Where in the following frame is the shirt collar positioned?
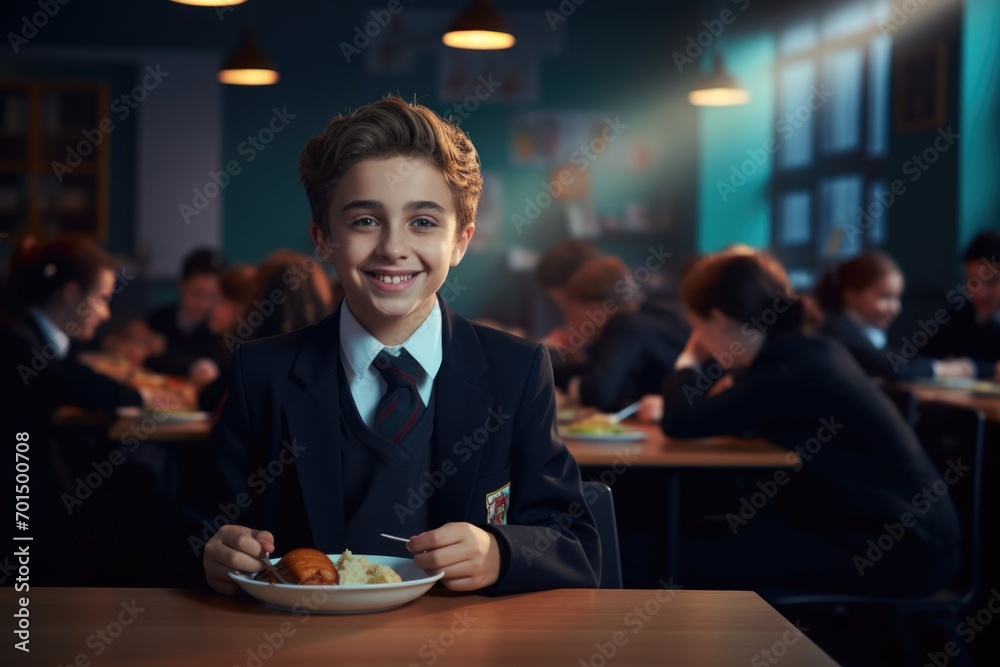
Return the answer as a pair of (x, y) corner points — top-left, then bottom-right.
(30, 308), (71, 360)
(339, 299), (443, 380)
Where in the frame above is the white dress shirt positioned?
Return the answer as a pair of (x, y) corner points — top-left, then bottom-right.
(30, 308), (70, 360)
(339, 300), (443, 429)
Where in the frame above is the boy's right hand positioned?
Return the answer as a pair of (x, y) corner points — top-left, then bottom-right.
(203, 525), (275, 595)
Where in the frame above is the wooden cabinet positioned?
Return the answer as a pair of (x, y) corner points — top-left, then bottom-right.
(0, 81), (109, 242)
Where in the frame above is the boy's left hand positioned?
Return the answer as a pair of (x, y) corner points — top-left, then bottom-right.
(407, 522), (500, 591)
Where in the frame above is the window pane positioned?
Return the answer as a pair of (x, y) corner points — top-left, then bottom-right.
(868, 34), (891, 157)
(779, 190), (811, 246)
(822, 48), (863, 154)
(822, 1), (872, 40)
(779, 21), (818, 56)
(819, 174), (863, 258)
(778, 60), (816, 169)
(865, 180), (889, 245)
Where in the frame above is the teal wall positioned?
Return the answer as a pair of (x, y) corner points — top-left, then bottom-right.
(959, 0), (1000, 249)
(697, 34), (776, 252)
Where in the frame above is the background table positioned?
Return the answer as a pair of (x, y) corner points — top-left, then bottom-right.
(3, 587), (839, 666)
(564, 422), (797, 467)
(565, 422), (797, 583)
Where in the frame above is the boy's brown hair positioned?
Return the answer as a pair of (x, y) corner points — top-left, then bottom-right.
(299, 95), (483, 235)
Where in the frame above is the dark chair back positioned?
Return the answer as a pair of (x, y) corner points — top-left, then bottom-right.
(583, 481), (623, 589)
(913, 401), (985, 602)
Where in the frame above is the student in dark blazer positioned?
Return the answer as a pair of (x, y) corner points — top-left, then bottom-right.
(0, 236), (142, 435)
(660, 249), (960, 596)
(199, 97), (600, 596)
(0, 237), (152, 586)
(923, 231), (1000, 380)
(144, 247), (226, 377)
(558, 256), (688, 411)
(815, 251), (974, 381)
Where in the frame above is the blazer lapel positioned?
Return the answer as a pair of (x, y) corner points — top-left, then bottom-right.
(429, 300), (496, 528)
(281, 307), (347, 550)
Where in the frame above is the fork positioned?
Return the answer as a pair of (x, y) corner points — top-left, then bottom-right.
(259, 552), (292, 584)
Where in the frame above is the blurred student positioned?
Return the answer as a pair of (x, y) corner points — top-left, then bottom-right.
(240, 249), (335, 342)
(815, 251), (974, 380)
(659, 250), (959, 595)
(0, 236), (163, 586)
(536, 239), (601, 347)
(194, 264), (256, 412)
(924, 231), (1000, 379)
(144, 247), (226, 376)
(0, 236), (142, 431)
(560, 256), (688, 411)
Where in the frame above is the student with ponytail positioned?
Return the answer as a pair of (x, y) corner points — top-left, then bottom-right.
(660, 249), (960, 595)
(815, 251), (973, 380)
(0, 235), (142, 432)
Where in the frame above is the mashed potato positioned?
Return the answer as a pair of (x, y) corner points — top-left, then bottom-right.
(336, 550), (402, 584)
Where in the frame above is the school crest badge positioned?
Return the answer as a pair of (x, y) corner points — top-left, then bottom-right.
(486, 483), (510, 525)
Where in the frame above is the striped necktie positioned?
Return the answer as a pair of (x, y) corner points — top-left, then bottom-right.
(372, 349), (425, 443)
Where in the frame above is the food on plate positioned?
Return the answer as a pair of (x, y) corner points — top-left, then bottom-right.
(566, 414), (627, 435)
(258, 547), (339, 585)
(255, 548), (401, 585)
(337, 550), (403, 584)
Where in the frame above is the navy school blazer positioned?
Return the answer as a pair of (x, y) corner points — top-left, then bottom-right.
(198, 297), (601, 594)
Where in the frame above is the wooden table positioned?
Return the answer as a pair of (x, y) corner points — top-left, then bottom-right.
(565, 422), (797, 583)
(108, 415), (213, 442)
(564, 422), (797, 468)
(887, 381), (1000, 424)
(3, 587), (839, 666)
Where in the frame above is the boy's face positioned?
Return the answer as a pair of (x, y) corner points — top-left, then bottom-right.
(311, 156), (474, 343)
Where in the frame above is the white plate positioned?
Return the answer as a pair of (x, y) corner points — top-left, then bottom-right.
(563, 430), (646, 442)
(228, 554), (443, 614)
(116, 407), (211, 423)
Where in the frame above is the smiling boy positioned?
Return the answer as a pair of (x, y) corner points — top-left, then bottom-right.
(201, 96), (601, 595)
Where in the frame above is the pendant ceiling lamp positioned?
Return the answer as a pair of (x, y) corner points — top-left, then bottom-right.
(443, 0), (515, 50)
(218, 30), (279, 86)
(688, 53), (750, 107)
(171, 0), (246, 6)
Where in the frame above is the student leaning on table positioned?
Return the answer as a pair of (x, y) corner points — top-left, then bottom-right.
(199, 96), (601, 595)
(659, 249), (960, 595)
